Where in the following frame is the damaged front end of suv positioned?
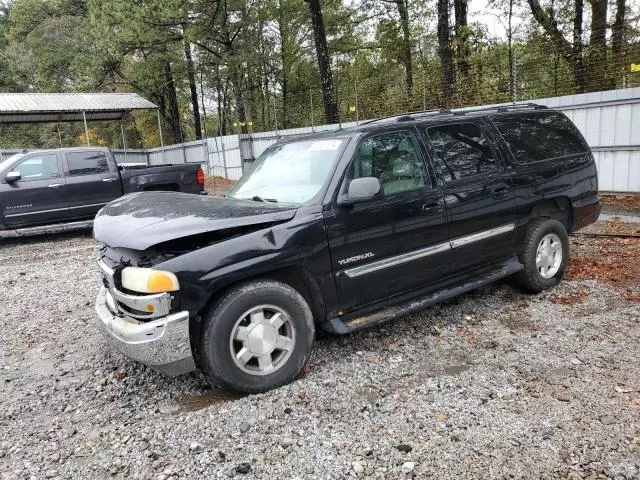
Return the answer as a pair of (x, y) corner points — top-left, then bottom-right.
(93, 190), (304, 376)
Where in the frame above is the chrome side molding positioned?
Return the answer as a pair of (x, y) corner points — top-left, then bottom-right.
(345, 243), (450, 278)
(450, 223), (515, 248)
(344, 223), (515, 278)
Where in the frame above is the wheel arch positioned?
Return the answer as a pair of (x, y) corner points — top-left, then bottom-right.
(528, 196), (573, 231)
(189, 265), (325, 370)
(193, 265), (326, 336)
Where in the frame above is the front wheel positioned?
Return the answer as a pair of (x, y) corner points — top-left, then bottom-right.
(198, 280), (315, 393)
(513, 218), (570, 293)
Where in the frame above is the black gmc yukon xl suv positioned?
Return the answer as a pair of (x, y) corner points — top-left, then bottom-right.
(94, 104), (601, 393)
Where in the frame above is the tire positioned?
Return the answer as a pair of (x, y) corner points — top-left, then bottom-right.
(513, 218), (570, 293)
(199, 280), (315, 393)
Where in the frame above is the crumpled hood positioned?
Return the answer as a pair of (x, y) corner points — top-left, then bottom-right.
(93, 192), (297, 250)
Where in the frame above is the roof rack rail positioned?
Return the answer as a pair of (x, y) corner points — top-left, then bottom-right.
(359, 108), (443, 125)
(451, 103), (547, 115)
(359, 103), (547, 126)
(409, 108), (452, 119)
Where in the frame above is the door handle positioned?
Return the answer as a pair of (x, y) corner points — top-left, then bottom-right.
(102, 178), (118, 183)
(422, 202), (443, 216)
(491, 186), (508, 198)
(48, 183), (63, 188)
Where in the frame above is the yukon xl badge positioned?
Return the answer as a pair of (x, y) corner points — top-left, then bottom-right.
(338, 252), (375, 266)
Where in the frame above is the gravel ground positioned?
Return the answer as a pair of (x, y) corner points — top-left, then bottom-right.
(1, 231), (639, 480)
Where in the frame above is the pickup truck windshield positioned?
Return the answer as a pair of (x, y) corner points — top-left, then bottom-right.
(0, 153), (25, 173)
(227, 139), (344, 204)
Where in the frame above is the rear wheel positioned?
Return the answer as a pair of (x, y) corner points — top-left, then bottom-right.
(199, 280), (314, 393)
(513, 218), (570, 293)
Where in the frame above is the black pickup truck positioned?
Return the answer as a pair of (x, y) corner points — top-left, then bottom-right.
(0, 147), (205, 232)
(93, 104), (601, 393)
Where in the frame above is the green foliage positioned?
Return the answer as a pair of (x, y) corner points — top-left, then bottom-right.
(0, 0), (638, 149)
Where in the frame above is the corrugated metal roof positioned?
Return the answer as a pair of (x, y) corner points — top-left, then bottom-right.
(0, 93), (157, 123)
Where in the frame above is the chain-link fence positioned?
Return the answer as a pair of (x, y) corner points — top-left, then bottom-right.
(86, 86), (640, 193)
(216, 36), (640, 136)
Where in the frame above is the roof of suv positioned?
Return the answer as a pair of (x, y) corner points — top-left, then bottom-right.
(277, 103), (552, 144)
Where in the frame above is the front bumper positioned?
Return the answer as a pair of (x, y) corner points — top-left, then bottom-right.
(95, 286), (196, 376)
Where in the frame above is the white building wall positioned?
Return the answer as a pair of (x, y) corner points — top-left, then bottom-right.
(537, 87), (640, 192)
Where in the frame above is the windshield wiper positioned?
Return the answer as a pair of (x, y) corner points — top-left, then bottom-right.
(249, 195), (278, 203)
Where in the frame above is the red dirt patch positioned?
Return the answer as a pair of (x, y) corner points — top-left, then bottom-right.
(567, 236), (640, 299)
(600, 193), (640, 214)
(552, 288), (588, 305)
(597, 218), (640, 236)
(205, 176), (235, 196)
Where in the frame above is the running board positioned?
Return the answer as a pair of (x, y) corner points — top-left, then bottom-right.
(322, 257), (523, 335)
(0, 220), (93, 238)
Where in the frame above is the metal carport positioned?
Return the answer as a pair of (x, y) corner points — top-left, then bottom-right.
(0, 93), (164, 161)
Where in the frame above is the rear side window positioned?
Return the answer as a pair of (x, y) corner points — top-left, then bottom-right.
(66, 151), (109, 176)
(425, 123), (498, 182)
(492, 112), (588, 163)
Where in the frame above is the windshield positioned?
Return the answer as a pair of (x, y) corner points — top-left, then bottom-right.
(0, 153), (26, 173)
(227, 138), (345, 204)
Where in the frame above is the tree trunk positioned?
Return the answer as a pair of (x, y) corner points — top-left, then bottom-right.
(508, 0), (515, 101)
(278, 13), (288, 128)
(162, 60), (183, 144)
(223, 83), (232, 135)
(395, 0), (413, 96)
(261, 69), (267, 131)
(215, 64), (225, 136)
(437, 0), (454, 105)
(587, 0), (608, 91)
(258, 20), (266, 131)
(306, 0), (339, 124)
(183, 40), (202, 140)
(454, 0), (469, 77)
(281, 47), (288, 128)
(611, 0), (626, 87)
(262, 76), (269, 130)
(527, 0), (585, 93)
(572, 0), (586, 93)
(229, 61), (248, 134)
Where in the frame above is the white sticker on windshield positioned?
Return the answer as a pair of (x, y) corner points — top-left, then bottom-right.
(309, 140), (342, 151)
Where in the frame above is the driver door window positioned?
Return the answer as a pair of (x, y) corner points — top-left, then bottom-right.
(348, 131), (427, 195)
(14, 154), (60, 182)
(326, 129), (449, 312)
(426, 123), (497, 182)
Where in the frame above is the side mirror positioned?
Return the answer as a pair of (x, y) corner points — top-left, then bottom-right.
(338, 177), (382, 206)
(5, 171), (21, 183)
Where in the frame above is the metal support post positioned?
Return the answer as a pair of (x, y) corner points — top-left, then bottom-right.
(156, 109), (166, 164)
(56, 119), (63, 148)
(82, 111), (90, 146)
(120, 119), (128, 163)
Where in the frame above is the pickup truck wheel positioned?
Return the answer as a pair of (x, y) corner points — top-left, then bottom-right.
(513, 218), (569, 293)
(199, 280), (314, 393)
